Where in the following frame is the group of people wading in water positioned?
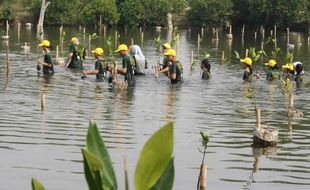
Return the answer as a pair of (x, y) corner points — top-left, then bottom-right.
(37, 37), (304, 87)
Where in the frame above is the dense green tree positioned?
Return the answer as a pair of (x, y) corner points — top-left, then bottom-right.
(187, 0), (233, 27)
(0, 0), (16, 21)
(82, 0), (119, 26)
(45, 0), (82, 25)
(117, 0), (144, 27)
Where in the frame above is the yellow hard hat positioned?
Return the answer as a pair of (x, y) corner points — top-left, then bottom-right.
(71, 37), (79, 44)
(92, 48), (104, 56)
(282, 63), (294, 71)
(164, 49), (176, 56)
(163, 43), (171, 49)
(115, 44), (128, 52)
(38, 40), (50, 47)
(265, 59), (277, 67)
(240, 57), (252, 66)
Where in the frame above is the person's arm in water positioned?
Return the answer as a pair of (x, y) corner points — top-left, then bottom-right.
(155, 67), (169, 77)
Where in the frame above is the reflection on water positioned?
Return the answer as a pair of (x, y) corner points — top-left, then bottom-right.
(0, 26), (309, 190)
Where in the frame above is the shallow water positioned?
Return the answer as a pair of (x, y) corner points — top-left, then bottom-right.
(0, 26), (309, 190)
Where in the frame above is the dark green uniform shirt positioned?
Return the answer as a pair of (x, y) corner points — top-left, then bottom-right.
(122, 55), (135, 86)
(169, 60), (183, 84)
(95, 59), (108, 80)
(43, 51), (54, 74)
(162, 56), (169, 70)
(68, 44), (83, 69)
(243, 71), (252, 82)
(266, 69), (279, 81)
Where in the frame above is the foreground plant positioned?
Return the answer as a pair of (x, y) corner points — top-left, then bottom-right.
(32, 121), (175, 190)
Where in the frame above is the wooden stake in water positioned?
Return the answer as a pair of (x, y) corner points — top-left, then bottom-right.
(131, 38), (134, 45)
(188, 28), (191, 38)
(56, 45), (59, 63)
(141, 31), (144, 44)
(199, 164), (207, 190)
(115, 30), (118, 48)
(297, 34), (301, 45)
(41, 94), (46, 111)
(88, 35), (91, 54)
(287, 28), (290, 45)
(103, 25), (107, 38)
(254, 31), (257, 41)
(221, 51), (225, 62)
(226, 25), (233, 39)
(197, 34), (200, 49)
(201, 27), (204, 37)
(6, 20), (9, 36)
(245, 49), (248, 57)
(215, 28), (219, 41)
(274, 25), (277, 38)
(262, 28), (265, 41)
(241, 25), (245, 39)
(260, 41), (264, 51)
(288, 94), (294, 132)
(256, 108), (261, 129)
(190, 50), (193, 71)
(17, 22), (21, 40)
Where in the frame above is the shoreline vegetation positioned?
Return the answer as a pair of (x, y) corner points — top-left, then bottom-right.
(0, 0), (310, 33)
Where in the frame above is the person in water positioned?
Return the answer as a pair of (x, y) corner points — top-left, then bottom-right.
(81, 48), (110, 81)
(240, 57), (253, 82)
(201, 59), (211, 80)
(66, 37), (84, 69)
(265, 59), (279, 81)
(293, 61), (304, 87)
(156, 49), (183, 84)
(282, 63), (294, 81)
(130, 45), (147, 75)
(115, 44), (136, 86)
(156, 43), (171, 76)
(37, 40), (54, 75)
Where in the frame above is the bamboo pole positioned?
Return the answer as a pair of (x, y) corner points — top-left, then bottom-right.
(241, 25), (245, 39)
(260, 41), (264, 51)
(288, 94), (293, 132)
(6, 20), (9, 36)
(5, 42), (9, 72)
(131, 38), (134, 45)
(41, 94), (46, 111)
(262, 28), (265, 41)
(190, 50), (193, 71)
(141, 31), (144, 44)
(254, 32), (257, 41)
(274, 25), (277, 38)
(198, 34), (200, 50)
(199, 164), (207, 190)
(245, 49), (248, 57)
(201, 27), (204, 37)
(221, 51), (225, 62)
(17, 22), (21, 40)
(287, 28), (290, 45)
(56, 45), (59, 63)
(226, 25), (233, 39)
(297, 34), (301, 45)
(88, 35), (91, 55)
(256, 108), (261, 129)
(215, 28), (219, 41)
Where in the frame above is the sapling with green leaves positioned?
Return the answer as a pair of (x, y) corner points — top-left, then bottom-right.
(197, 131), (210, 190)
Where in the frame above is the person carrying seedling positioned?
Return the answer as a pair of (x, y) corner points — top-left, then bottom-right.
(81, 48), (110, 81)
(240, 57), (253, 82)
(37, 40), (54, 75)
(201, 59), (211, 80)
(115, 44), (136, 86)
(66, 37), (84, 69)
(265, 59), (279, 81)
(156, 49), (183, 84)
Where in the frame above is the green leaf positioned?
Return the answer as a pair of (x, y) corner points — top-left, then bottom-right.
(86, 121), (117, 190)
(31, 178), (45, 190)
(134, 123), (174, 190)
(151, 158), (175, 190)
(82, 148), (104, 190)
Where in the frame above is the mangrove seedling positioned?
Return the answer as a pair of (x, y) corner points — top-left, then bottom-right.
(197, 131), (210, 190)
(31, 177), (45, 190)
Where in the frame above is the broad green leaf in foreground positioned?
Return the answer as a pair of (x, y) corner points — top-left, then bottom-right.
(135, 122), (174, 190)
(151, 158), (175, 190)
(86, 121), (117, 190)
(82, 148), (104, 190)
(31, 178), (45, 190)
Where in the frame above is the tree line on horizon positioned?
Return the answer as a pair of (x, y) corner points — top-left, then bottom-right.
(0, 0), (310, 32)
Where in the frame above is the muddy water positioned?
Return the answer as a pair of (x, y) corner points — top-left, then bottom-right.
(0, 26), (309, 189)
